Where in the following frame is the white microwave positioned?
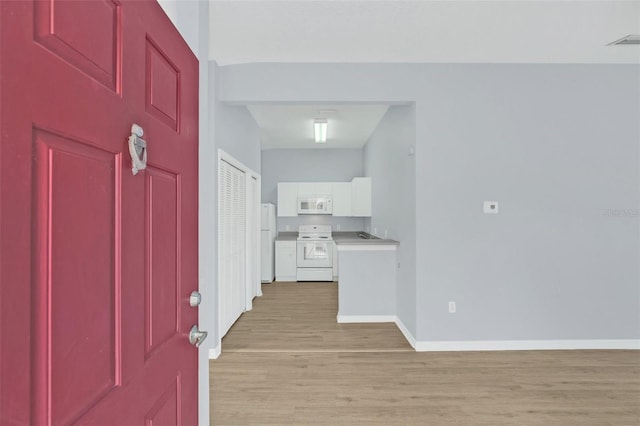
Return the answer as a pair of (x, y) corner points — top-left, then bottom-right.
(297, 196), (332, 215)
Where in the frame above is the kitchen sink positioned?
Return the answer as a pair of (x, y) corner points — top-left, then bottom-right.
(357, 232), (380, 240)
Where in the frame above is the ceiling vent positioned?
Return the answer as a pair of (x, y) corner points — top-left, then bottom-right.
(608, 35), (640, 45)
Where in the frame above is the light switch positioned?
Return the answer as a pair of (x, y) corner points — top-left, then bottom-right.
(483, 201), (499, 214)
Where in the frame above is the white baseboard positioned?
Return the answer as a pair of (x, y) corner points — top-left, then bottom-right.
(414, 339), (640, 352)
(337, 314), (396, 323)
(394, 317), (416, 349)
(208, 341), (221, 359)
(387, 318), (639, 352)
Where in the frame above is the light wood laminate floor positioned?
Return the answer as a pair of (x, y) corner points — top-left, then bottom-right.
(210, 281), (640, 425)
(220, 281), (412, 353)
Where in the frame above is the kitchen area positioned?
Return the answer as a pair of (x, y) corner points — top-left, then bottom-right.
(261, 174), (400, 322)
(250, 104), (413, 327)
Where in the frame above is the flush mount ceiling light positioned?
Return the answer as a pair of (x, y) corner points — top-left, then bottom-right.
(608, 35), (640, 45)
(314, 118), (328, 143)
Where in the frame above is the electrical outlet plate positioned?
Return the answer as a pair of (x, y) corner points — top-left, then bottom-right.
(448, 301), (456, 313)
(483, 201), (499, 214)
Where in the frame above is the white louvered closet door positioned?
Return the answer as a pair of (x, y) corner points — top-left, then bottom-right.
(219, 159), (246, 337)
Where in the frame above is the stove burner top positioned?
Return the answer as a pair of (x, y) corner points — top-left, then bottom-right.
(297, 224), (333, 241)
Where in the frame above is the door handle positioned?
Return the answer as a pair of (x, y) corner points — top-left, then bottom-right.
(188, 325), (208, 348)
(189, 291), (201, 307)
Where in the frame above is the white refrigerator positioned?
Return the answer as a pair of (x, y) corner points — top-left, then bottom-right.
(261, 203), (276, 282)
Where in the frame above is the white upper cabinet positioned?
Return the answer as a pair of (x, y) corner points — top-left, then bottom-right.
(277, 179), (371, 217)
(296, 182), (315, 197)
(297, 182), (332, 196)
(277, 183), (298, 217)
(315, 182), (332, 195)
(332, 182), (352, 217)
(351, 177), (372, 217)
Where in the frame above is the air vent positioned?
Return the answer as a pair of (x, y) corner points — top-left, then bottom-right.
(608, 35), (640, 45)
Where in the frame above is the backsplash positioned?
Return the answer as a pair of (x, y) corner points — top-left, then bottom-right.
(277, 216), (365, 233)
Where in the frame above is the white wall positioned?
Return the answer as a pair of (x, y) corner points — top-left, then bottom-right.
(210, 64), (261, 351)
(363, 105), (417, 336)
(218, 62), (640, 346)
(208, 62), (262, 347)
(156, 0), (200, 57)
(216, 102), (261, 173)
(261, 148), (366, 232)
(416, 65), (639, 343)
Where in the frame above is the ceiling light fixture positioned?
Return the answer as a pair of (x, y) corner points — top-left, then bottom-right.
(608, 35), (640, 45)
(314, 119), (328, 143)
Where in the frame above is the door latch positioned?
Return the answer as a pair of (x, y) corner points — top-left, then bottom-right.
(189, 291), (202, 307)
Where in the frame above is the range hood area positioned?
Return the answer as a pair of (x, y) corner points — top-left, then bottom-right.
(277, 178), (371, 218)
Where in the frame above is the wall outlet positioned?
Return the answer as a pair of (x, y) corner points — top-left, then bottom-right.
(384, 229), (388, 238)
(373, 227), (377, 235)
(336, 224), (341, 231)
(448, 301), (456, 313)
(483, 201), (499, 214)
(285, 225), (290, 231)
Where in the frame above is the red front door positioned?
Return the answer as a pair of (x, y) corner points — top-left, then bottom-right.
(0, 1), (200, 424)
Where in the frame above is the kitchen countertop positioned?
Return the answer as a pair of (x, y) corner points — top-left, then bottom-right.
(275, 231), (398, 246)
(275, 232), (297, 241)
(333, 231), (399, 246)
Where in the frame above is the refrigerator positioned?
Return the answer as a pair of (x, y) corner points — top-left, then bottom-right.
(261, 203), (276, 282)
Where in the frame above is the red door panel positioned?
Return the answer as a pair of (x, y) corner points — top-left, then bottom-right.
(145, 166), (180, 358)
(146, 38), (181, 130)
(1, 1), (199, 424)
(31, 129), (122, 426)
(145, 376), (181, 425)
(33, 0), (121, 92)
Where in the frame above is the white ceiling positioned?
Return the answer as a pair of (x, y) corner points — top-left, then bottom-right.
(211, 0), (639, 150)
(247, 104), (390, 150)
(210, 1), (640, 65)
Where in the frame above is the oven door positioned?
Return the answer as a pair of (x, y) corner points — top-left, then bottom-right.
(296, 240), (333, 268)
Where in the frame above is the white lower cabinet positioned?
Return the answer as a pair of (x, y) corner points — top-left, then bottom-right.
(275, 240), (297, 281)
(333, 242), (338, 281)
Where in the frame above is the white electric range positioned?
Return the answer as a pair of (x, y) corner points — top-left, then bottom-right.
(296, 225), (333, 282)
